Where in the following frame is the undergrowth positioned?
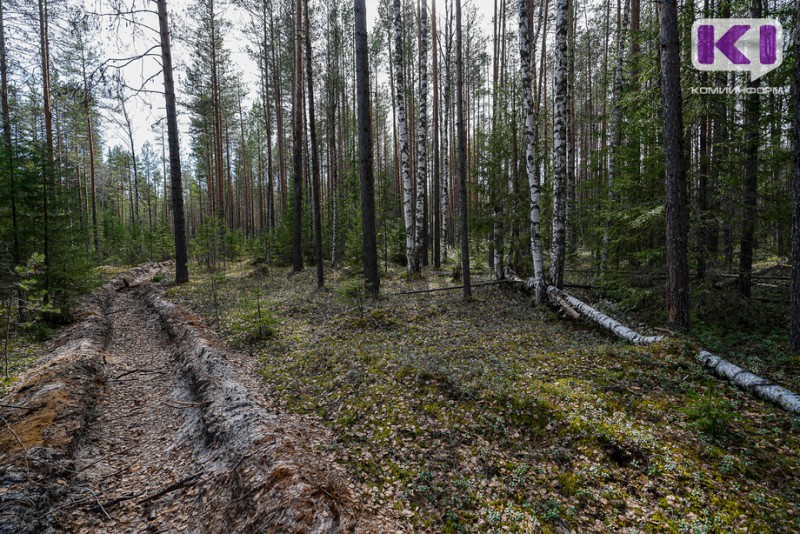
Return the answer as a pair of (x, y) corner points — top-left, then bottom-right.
(165, 260), (800, 532)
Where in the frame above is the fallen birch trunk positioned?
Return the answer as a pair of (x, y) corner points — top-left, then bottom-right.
(698, 350), (800, 415)
(504, 267), (800, 415)
(503, 266), (662, 345)
(545, 286), (663, 345)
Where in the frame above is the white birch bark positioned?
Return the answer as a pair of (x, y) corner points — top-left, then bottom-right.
(394, 0), (415, 273)
(550, 0), (568, 288)
(519, 0), (545, 303)
(414, 1), (428, 273)
(602, 0), (630, 268)
(546, 285), (663, 344)
(698, 351), (800, 414)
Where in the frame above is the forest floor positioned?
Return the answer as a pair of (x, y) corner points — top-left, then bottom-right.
(161, 259), (799, 533)
(1, 260), (799, 533)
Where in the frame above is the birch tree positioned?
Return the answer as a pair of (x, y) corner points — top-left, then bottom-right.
(519, 0), (544, 303)
(414, 0), (428, 273)
(602, 0), (629, 268)
(550, 0), (568, 288)
(394, 0), (415, 274)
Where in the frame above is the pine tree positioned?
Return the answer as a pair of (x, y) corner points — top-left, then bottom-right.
(355, 0), (380, 296)
(659, 0), (689, 329)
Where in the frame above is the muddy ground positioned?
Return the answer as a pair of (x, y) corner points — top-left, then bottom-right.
(0, 264), (400, 533)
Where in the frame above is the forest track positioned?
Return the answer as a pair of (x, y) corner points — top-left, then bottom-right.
(0, 265), (397, 533)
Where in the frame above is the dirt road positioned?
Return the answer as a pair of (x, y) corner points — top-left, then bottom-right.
(0, 265), (397, 533)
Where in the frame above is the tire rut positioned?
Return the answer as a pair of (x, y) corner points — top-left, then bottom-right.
(1, 266), (399, 533)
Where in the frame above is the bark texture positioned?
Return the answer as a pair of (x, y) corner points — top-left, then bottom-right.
(355, 0), (380, 296)
(658, 0), (689, 329)
(518, 0), (545, 303)
(550, 0), (569, 288)
(414, 1), (428, 273)
(698, 351), (800, 414)
(157, 0), (188, 283)
(602, 0), (630, 269)
(456, 0), (470, 298)
(792, 1), (800, 352)
(394, 0), (415, 274)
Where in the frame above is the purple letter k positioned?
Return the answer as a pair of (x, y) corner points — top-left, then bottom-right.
(698, 24), (751, 65)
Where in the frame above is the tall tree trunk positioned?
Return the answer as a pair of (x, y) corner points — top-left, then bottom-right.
(292, 0), (304, 272)
(602, 0), (629, 268)
(414, 0), (428, 273)
(432, 0), (441, 268)
(738, 0), (761, 297)
(659, 0), (689, 329)
(791, 0), (800, 352)
(550, 0), (569, 288)
(565, 0), (576, 255)
(157, 0), (188, 283)
(519, 0), (544, 303)
(0, 0), (17, 269)
(304, 0), (324, 287)
(38, 0), (52, 299)
(456, 0), (470, 299)
(394, 0), (415, 274)
(355, 0), (380, 296)
(270, 7), (287, 218)
(441, 30), (450, 263)
(121, 97), (141, 230)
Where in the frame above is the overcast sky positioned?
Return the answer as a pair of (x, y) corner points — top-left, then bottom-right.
(102, 0), (494, 167)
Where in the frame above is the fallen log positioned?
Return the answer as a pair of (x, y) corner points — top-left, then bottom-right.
(505, 266), (800, 415)
(713, 261), (788, 289)
(503, 267), (662, 345)
(698, 350), (800, 415)
(545, 286), (663, 345)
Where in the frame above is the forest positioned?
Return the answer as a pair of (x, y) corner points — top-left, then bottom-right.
(1, 0), (800, 531)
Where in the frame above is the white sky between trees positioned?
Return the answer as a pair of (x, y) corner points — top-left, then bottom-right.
(100, 0), (495, 173)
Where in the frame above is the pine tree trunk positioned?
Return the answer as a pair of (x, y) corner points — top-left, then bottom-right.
(0, 0), (17, 269)
(37, 0), (53, 299)
(791, 0), (800, 352)
(414, 0), (428, 274)
(157, 0), (188, 283)
(355, 0), (380, 296)
(550, 0), (569, 289)
(456, 0), (470, 299)
(291, 0), (304, 272)
(394, 0), (415, 274)
(659, 0), (689, 329)
(432, 0), (441, 269)
(738, 0), (761, 298)
(518, 0), (544, 303)
(304, 0), (324, 287)
(441, 39), (450, 264)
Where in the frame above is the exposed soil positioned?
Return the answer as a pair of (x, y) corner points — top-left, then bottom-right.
(0, 265), (399, 533)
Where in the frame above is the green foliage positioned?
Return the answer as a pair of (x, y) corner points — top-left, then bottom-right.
(682, 396), (736, 438)
(230, 295), (278, 347)
(335, 277), (366, 312)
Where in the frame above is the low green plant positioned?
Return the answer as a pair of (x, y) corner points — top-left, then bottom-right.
(683, 396), (736, 438)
